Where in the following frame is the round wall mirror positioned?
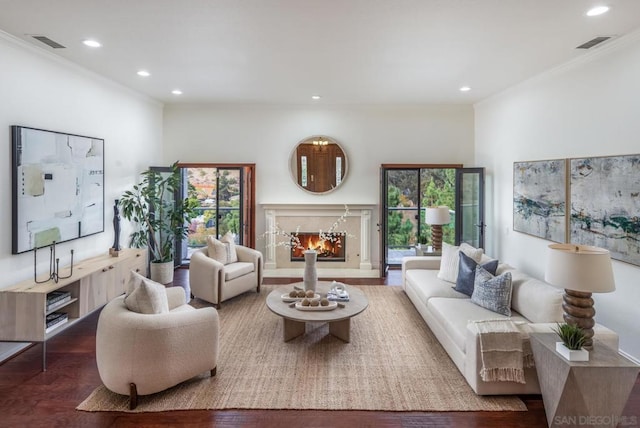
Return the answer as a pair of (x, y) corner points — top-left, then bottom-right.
(289, 135), (348, 194)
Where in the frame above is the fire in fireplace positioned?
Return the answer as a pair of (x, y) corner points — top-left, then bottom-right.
(290, 232), (346, 262)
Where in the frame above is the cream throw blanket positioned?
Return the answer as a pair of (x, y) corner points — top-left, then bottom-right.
(473, 320), (534, 384)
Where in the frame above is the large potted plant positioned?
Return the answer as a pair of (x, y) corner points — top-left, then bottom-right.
(120, 162), (197, 284)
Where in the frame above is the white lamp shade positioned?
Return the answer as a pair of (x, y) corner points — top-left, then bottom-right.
(544, 244), (615, 293)
(425, 206), (450, 225)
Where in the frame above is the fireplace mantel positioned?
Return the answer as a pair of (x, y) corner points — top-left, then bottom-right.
(262, 204), (375, 275)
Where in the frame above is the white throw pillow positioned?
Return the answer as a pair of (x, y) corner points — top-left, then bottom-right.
(124, 278), (169, 314)
(221, 232), (238, 264)
(437, 242), (484, 284)
(207, 235), (229, 264)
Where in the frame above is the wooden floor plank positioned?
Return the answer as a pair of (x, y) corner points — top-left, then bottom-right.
(0, 268), (637, 427)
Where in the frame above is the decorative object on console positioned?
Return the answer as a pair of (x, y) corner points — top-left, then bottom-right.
(33, 241), (74, 284)
(513, 159), (566, 243)
(424, 206), (450, 252)
(110, 199), (121, 257)
(119, 162), (198, 284)
(11, 126), (105, 254)
(552, 322), (589, 361)
(570, 154), (640, 266)
(544, 243), (615, 350)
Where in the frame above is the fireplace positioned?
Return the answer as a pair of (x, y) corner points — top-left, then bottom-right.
(262, 204), (375, 273)
(290, 232), (346, 262)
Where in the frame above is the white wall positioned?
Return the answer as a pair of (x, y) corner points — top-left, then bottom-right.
(475, 32), (640, 360)
(163, 104), (475, 264)
(0, 33), (163, 359)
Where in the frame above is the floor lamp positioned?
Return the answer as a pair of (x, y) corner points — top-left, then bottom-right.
(425, 206), (450, 252)
(544, 243), (615, 350)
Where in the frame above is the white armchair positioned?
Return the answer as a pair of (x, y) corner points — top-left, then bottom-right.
(189, 245), (263, 308)
(96, 287), (219, 409)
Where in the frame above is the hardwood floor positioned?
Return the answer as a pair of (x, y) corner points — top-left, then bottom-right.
(0, 268), (638, 428)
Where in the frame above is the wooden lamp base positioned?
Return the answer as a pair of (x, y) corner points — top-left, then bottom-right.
(562, 289), (595, 350)
(431, 225), (443, 252)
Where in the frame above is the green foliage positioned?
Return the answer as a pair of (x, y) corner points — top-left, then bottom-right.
(386, 168), (457, 248)
(119, 162), (198, 263)
(553, 323), (587, 350)
(387, 186), (414, 246)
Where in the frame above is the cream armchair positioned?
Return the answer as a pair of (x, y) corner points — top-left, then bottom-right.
(96, 287), (219, 409)
(189, 245), (263, 308)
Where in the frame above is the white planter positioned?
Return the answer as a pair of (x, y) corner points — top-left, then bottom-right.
(150, 261), (174, 285)
(555, 342), (589, 361)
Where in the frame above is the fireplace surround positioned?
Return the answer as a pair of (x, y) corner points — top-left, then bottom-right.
(262, 204), (375, 275)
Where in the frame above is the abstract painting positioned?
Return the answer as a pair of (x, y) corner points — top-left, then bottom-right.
(570, 154), (640, 266)
(513, 159), (566, 242)
(12, 126), (105, 254)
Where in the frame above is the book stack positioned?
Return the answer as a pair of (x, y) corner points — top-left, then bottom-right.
(46, 290), (71, 312)
(45, 312), (68, 333)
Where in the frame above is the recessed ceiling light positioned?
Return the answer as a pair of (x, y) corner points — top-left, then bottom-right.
(82, 39), (101, 48)
(459, 86), (471, 92)
(311, 95), (321, 100)
(587, 6), (610, 16)
(172, 89), (183, 95)
(137, 70), (150, 77)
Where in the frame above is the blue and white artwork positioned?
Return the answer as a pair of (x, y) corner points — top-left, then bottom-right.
(513, 159), (566, 242)
(570, 155), (640, 266)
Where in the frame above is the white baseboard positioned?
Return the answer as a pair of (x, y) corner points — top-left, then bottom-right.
(0, 342), (30, 364)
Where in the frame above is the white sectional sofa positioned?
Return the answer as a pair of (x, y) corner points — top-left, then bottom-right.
(402, 250), (619, 395)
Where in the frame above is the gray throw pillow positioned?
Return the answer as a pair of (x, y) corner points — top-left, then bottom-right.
(454, 252), (499, 296)
(471, 265), (513, 316)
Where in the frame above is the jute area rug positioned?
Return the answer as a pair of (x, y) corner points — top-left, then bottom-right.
(77, 285), (526, 413)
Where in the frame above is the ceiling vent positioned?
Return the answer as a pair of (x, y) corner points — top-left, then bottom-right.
(576, 36), (612, 49)
(31, 35), (66, 49)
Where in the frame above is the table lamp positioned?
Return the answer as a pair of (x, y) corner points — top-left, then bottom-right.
(424, 206), (450, 252)
(544, 243), (615, 350)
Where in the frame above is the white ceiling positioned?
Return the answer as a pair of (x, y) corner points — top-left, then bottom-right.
(2, 0), (640, 105)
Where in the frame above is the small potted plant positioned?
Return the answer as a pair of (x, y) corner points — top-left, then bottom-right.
(553, 323), (589, 361)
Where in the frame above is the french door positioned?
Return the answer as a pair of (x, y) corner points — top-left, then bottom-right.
(178, 163), (255, 264)
(379, 165), (484, 274)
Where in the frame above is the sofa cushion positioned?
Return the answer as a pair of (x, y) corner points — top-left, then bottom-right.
(427, 297), (528, 353)
(471, 266), (513, 316)
(224, 261), (254, 281)
(454, 252), (499, 296)
(124, 278), (169, 314)
(405, 269), (468, 306)
(437, 242), (484, 283)
(508, 269), (564, 323)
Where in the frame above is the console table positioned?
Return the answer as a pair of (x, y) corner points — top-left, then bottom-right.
(530, 332), (639, 428)
(0, 248), (147, 370)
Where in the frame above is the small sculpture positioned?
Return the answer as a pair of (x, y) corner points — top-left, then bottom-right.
(110, 199), (121, 257)
(34, 241), (74, 284)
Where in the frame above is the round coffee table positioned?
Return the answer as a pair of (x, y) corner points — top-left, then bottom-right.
(266, 282), (369, 342)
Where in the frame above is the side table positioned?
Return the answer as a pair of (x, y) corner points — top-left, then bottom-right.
(530, 332), (639, 428)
